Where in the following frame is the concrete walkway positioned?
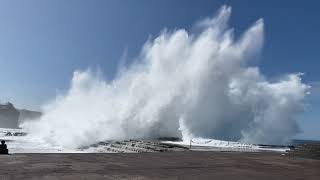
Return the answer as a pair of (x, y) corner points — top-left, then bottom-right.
(0, 152), (319, 179)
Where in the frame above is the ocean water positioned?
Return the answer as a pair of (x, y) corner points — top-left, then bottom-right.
(290, 139), (320, 146)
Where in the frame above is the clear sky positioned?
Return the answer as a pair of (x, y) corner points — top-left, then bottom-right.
(0, 0), (319, 140)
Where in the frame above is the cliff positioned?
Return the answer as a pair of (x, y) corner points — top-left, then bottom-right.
(0, 103), (42, 128)
(18, 109), (42, 123)
(0, 103), (20, 128)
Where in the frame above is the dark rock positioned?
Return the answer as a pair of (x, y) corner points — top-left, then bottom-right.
(292, 143), (320, 160)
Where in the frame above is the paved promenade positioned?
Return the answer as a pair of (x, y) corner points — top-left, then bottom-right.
(0, 152), (319, 179)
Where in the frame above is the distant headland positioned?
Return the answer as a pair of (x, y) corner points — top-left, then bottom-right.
(0, 102), (42, 129)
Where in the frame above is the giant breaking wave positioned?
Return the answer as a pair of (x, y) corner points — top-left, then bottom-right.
(22, 6), (309, 148)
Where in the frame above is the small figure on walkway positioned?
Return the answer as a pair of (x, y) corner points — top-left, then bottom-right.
(0, 140), (8, 154)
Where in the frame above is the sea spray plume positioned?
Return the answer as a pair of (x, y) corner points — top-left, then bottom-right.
(22, 6), (309, 148)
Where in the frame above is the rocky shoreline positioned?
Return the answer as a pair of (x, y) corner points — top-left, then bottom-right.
(290, 143), (320, 160)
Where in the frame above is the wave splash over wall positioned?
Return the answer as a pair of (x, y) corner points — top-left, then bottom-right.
(22, 6), (309, 148)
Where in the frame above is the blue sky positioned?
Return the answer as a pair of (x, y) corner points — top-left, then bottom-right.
(0, 0), (319, 140)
